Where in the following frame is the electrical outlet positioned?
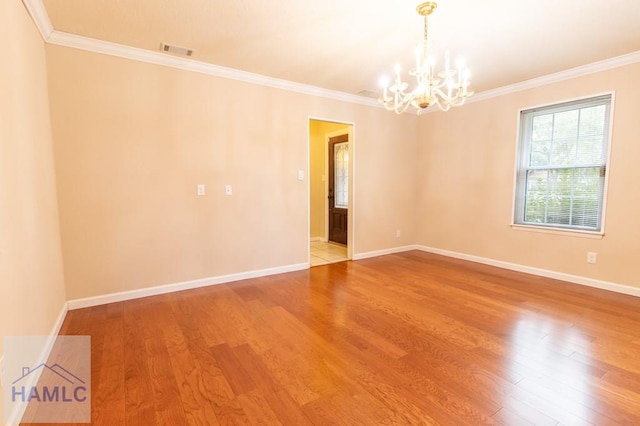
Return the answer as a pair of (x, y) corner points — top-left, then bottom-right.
(197, 184), (205, 196)
(396, 229), (401, 238)
(225, 185), (233, 196)
(587, 252), (597, 264)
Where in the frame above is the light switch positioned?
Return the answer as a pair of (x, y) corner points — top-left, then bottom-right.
(197, 184), (205, 196)
(297, 170), (304, 180)
(225, 184), (232, 195)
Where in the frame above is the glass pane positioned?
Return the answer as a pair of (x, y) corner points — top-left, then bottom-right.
(550, 110), (578, 166)
(523, 169), (549, 224)
(530, 114), (552, 166)
(524, 167), (601, 230)
(334, 142), (348, 208)
(576, 105), (606, 164)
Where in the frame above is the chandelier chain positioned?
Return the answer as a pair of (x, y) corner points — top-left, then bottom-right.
(423, 14), (428, 43)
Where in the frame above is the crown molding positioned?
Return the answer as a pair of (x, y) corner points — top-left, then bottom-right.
(22, 0), (53, 39)
(23, 0), (640, 114)
(471, 50), (640, 103)
(47, 30), (382, 109)
(424, 50), (640, 113)
(22, 0), (380, 108)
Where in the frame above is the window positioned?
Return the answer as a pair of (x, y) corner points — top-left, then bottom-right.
(334, 142), (349, 208)
(514, 94), (612, 233)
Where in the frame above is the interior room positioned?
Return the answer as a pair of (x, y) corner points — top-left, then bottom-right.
(2, 0), (640, 423)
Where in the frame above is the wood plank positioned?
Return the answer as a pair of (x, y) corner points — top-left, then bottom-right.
(23, 250), (640, 425)
(123, 299), (156, 425)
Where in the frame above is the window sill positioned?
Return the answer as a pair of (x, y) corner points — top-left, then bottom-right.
(510, 224), (604, 239)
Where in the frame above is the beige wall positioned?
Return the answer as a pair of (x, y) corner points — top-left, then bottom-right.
(20, 0), (636, 313)
(416, 63), (640, 288)
(45, 45), (418, 300)
(309, 120), (350, 240)
(0, 0), (67, 412)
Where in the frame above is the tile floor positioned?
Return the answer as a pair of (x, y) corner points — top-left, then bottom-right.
(310, 240), (348, 267)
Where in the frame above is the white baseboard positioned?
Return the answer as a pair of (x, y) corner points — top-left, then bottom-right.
(5, 302), (68, 425)
(51, 301), (69, 337)
(67, 262), (309, 310)
(64, 242), (639, 310)
(309, 237), (327, 243)
(352, 245), (419, 261)
(416, 245), (640, 298)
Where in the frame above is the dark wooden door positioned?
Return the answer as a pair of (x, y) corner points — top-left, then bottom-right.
(328, 134), (348, 245)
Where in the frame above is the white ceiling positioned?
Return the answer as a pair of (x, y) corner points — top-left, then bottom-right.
(40, 0), (640, 97)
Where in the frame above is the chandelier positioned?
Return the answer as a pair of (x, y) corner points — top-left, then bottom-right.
(379, 2), (473, 114)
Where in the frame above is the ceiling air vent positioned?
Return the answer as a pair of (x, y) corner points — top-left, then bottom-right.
(357, 89), (377, 98)
(160, 43), (194, 57)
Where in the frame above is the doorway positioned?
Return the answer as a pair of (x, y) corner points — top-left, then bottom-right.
(309, 119), (353, 267)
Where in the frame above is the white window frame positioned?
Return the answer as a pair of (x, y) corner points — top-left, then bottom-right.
(512, 93), (614, 236)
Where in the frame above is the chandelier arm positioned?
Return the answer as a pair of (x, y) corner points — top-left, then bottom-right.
(431, 88), (465, 106)
(392, 97), (414, 114)
(381, 91), (418, 114)
(437, 103), (451, 112)
(398, 92), (417, 112)
(431, 87), (455, 101)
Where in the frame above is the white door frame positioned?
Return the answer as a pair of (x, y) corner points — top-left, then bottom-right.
(307, 117), (355, 262)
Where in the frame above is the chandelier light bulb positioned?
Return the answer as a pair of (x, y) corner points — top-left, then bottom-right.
(456, 58), (466, 74)
(380, 76), (390, 100)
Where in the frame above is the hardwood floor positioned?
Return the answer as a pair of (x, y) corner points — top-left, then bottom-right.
(25, 251), (640, 425)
